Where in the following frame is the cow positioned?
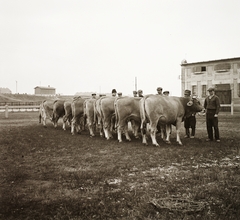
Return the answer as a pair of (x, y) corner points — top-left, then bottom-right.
(52, 99), (66, 128)
(71, 96), (85, 135)
(98, 96), (116, 140)
(39, 100), (55, 127)
(140, 95), (203, 146)
(84, 98), (97, 137)
(62, 101), (72, 130)
(114, 96), (142, 142)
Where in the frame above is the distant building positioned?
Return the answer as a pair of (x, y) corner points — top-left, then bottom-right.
(181, 57), (240, 111)
(34, 86), (56, 96)
(0, 87), (12, 94)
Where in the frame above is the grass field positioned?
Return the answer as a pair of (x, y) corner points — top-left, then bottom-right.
(1, 112), (240, 219)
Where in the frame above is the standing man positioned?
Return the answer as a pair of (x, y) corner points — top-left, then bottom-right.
(156, 87), (163, 95)
(163, 91), (170, 96)
(133, 91), (138, 97)
(118, 92), (122, 97)
(184, 90), (197, 138)
(204, 87), (220, 142)
(137, 90), (144, 97)
(111, 89), (117, 97)
(91, 93), (97, 99)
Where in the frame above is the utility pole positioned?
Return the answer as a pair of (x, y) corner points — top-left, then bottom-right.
(135, 77), (137, 91)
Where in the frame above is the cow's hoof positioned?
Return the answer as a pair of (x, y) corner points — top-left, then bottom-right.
(165, 141), (171, 144)
(177, 142), (183, 145)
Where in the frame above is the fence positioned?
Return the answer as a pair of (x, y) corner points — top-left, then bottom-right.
(0, 105), (40, 118)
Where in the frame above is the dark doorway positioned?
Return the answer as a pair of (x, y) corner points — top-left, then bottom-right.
(215, 90), (231, 112)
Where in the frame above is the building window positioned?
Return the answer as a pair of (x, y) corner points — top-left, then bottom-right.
(202, 85), (207, 97)
(192, 85), (197, 95)
(214, 63), (231, 72)
(193, 66), (206, 74)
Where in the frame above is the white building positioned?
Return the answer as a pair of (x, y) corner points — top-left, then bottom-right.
(181, 57), (240, 112)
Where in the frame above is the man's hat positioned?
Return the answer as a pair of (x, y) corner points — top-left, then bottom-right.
(133, 90), (137, 94)
(112, 89), (117, 93)
(207, 87), (215, 91)
(184, 89), (191, 95)
(118, 92), (122, 95)
(138, 89), (143, 93)
(157, 87), (163, 91)
(92, 93), (96, 96)
(163, 91), (169, 94)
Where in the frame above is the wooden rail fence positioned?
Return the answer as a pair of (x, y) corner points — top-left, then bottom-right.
(0, 105), (40, 118)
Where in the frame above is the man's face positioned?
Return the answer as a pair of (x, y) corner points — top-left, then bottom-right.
(157, 89), (162, 94)
(208, 90), (214, 95)
(112, 93), (116, 97)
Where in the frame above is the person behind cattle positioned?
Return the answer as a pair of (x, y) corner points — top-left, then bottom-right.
(204, 87), (220, 142)
(118, 92), (122, 97)
(184, 90), (196, 138)
(91, 93), (97, 99)
(112, 89), (117, 97)
(156, 87), (163, 95)
(138, 89), (143, 97)
(163, 91), (170, 96)
(133, 90), (138, 97)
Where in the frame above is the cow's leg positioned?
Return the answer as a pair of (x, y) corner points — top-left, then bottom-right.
(103, 119), (111, 140)
(62, 115), (67, 130)
(176, 119), (183, 145)
(124, 122), (131, 141)
(117, 125), (123, 142)
(131, 120), (140, 139)
(53, 116), (59, 128)
(42, 112), (47, 127)
(149, 122), (159, 147)
(71, 118), (75, 135)
(88, 121), (95, 137)
(165, 125), (171, 144)
(141, 121), (148, 145)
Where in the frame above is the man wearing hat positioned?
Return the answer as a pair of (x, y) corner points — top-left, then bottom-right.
(163, 91), (170, 96)
(91, 93), (97, 99)
(184, 89), (197, 138)
(133, 90), (138, 97)
(204, 87), (220, 142)
(111, 89), (117, 97)
(156, 87), (163, 95)
(138, 89), (143, 97)
(118, 92), (122, 97)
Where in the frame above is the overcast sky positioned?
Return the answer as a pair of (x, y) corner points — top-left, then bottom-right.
(1, 0), (240, 96)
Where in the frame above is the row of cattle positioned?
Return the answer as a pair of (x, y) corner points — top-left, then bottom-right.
(39, 95), (204, 147)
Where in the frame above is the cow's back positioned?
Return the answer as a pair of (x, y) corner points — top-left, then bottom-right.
(144, 96), (185, 124)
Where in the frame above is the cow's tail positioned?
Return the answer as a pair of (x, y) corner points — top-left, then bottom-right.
(114, 98), (119, 130)
(140, 97), (147, 135)
(93, 100), (98, 125)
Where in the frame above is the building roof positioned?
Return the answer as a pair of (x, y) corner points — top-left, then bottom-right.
(34, 86), (55, 90)
(181, 57), (240, 66)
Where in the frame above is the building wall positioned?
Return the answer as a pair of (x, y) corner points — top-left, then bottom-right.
(181, 58), (240, 101)
(34, 87), (56, 96)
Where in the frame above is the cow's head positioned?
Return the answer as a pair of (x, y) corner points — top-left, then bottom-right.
(186, 97), (203, 116)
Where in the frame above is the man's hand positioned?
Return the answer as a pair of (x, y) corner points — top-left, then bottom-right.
(214, 114), (218, 117)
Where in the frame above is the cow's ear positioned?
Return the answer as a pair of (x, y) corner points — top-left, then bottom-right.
(187, 100), (193, 106)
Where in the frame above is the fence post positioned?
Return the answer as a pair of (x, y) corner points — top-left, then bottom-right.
(5, 105), (9, 118)
(231, 101), (234, 115)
